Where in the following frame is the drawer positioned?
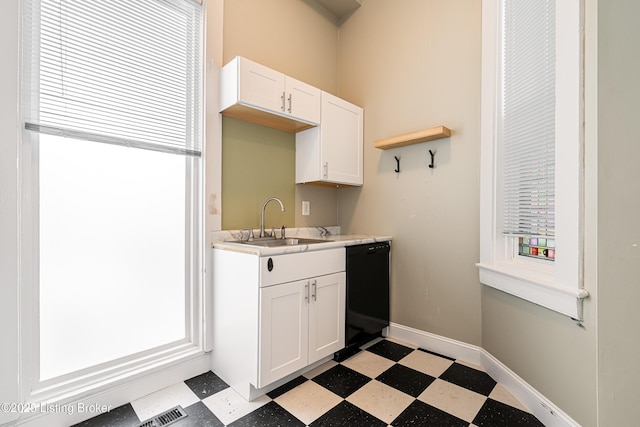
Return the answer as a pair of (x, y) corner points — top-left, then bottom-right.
(259, 248), (345, 287)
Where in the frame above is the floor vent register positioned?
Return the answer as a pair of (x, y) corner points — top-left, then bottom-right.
(136, 406), (187, 427)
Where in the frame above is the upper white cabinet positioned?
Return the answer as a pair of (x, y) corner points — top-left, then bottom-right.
(296, 91), (364, 187)
(285, 77), (322, 124)
(220, 56), (321, 132)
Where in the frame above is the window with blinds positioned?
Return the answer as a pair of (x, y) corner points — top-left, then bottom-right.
(501, 0), (556, 243)
(22, 0), (206, 382)
(23, 0), (203, 157)
(479, 0), (585, 318)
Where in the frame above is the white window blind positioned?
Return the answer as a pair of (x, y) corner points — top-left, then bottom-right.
(502, 0), (555, 237)
(23, 0), (203, 157)
(479, 0), (586, 318)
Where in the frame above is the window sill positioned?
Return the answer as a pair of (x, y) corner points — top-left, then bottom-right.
(476, 263), (589, 319)
(31, 343), (205, 404)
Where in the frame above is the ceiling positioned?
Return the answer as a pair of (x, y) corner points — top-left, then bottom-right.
(313, 0), (361, 20)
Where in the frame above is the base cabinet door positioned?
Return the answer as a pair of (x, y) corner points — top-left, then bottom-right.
(258, 273), (346, 388)
(308, 272), (346, 363)
(258, 280), (309, 388)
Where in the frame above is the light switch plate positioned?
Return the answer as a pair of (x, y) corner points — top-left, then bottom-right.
(302, 200), (310, 216)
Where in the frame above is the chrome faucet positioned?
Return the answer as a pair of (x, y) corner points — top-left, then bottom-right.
(260, 197), (285, 238)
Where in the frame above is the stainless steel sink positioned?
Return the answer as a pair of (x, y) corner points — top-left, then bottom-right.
(230, 237), (331, 247)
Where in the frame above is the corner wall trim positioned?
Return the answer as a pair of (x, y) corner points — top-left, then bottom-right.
(385, 323), (580, 427)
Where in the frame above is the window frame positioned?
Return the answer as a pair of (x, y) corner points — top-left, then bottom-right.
(19, 0), (209, 407)
(478, 0), (588, 319)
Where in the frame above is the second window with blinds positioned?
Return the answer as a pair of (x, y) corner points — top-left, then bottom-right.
(478, 0), (587, 319)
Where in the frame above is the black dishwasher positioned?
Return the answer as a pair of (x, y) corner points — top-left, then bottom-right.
(335, 241), (390, 361)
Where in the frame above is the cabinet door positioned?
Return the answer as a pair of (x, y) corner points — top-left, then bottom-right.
(258, 280), (309, 388)
(295, 92), (363, 186)
(285, 76), (321, 124)
(308, 272), (346, 363)
(238, 57), (285, 114)
(321, 93), (363, 185)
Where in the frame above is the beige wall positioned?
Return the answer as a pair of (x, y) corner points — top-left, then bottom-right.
(337, 0), (482, 346)
(222, 0), (340, 94)
(482, 289), (597, 425)
(221, 0), (340, 228)
(220, 1), (640, 424)
(221, 0), (484, 345)
(337, 1), (600, 425)
(597, 0), (640, 424)
(479, 1), (600, 425)
(476, 0), (636, 425)
(478, 1), (601, 425)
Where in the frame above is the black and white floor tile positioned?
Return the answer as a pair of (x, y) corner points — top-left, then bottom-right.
(73, 338), (544, 427)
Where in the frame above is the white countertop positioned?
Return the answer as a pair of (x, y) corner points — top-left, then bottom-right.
(211, 226), (391, 256)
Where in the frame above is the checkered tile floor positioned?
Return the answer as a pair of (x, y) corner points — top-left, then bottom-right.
(73, 338), (544, 426)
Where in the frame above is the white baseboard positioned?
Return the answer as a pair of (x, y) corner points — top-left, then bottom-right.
(386, 323), (580, 427)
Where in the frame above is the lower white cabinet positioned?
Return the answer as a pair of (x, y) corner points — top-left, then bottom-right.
(258, 272), (345, 388)
(211, 247), (345, 400)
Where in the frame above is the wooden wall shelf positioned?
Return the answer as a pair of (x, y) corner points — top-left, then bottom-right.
(374, 126), (451, 150)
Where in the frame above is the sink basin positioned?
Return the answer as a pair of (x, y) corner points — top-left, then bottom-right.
(230, 237), (332, 247)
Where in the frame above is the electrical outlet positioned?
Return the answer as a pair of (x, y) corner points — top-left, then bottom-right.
(302, 200), (310, 216)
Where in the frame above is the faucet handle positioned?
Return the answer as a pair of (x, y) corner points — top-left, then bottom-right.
(280, 225), (286, 239)
(240, 227), (254, 241)
(270, 226), (276, 238)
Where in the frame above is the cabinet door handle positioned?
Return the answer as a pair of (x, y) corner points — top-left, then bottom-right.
(287, 93), (292, 113)
(281, 91), (286, 111)
(311, 280), (317, 302)
(323, 162), (328, 179)
(305, 282), (309, 304)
